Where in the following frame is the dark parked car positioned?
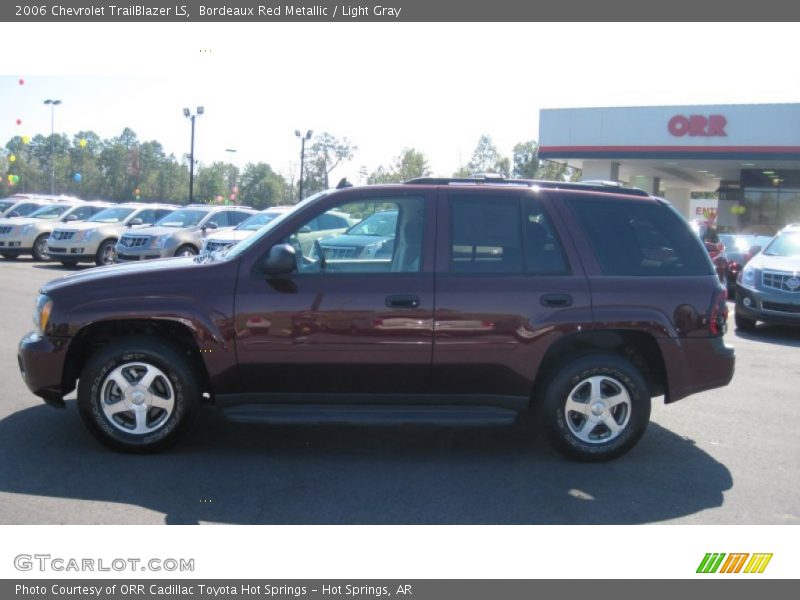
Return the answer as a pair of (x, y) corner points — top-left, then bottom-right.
(713, 235), (772, 297)
(17, 177), (735, 461)
(312, 209), (398, 260)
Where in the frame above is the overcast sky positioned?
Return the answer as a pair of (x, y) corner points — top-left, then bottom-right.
(2, 22), (800, 184)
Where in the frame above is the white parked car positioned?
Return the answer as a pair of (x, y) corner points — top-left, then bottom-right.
(48, 203), (179, 266)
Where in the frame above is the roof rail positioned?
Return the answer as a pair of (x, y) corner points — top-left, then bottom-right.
(403, 176), (650, 197)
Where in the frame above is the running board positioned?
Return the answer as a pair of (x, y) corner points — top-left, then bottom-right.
(221, 404), (518, 426)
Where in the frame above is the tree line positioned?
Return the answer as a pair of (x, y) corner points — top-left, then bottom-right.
(1, 129), (576, 208)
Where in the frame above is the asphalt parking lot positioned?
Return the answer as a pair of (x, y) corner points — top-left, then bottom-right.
(0, 258), (798, 525)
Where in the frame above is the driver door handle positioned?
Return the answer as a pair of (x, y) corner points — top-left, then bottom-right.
(386, 294), (421, 309)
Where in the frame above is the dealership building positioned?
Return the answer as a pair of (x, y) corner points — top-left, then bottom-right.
(538, 103), (800, 233)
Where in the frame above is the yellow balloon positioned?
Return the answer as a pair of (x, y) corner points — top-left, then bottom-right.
(79, 138), (88, 148)
(9, 155), (16, 162)
(21, 135), (30, 144)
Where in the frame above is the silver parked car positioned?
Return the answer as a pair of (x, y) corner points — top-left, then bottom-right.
(735, 223), (800, 330)
(48, 203), (179, 266)
(115, 204), (256, 261)
(0, 200), (110, 261)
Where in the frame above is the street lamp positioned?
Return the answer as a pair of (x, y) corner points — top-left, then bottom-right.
(225, 148), (237, 204)
(183, 106), (204, 203)
(295, 129), (313, 202)
(43, 99), (62, 195)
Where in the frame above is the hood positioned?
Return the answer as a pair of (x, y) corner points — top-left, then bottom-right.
(206, 229), (254, 243)
(52, 221), (104, 232)
(42, 256), (196, 294)
(319, 234), (392, 248)
(748, 253), (800, 273)
(0, 217), (38, 227)
(119, 225), (192, 238)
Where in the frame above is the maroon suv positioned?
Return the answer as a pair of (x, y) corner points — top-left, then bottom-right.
(17, 178), (735, 461)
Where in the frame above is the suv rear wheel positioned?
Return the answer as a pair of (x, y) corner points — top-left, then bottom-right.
(77, 337), (199, 453)
(541, 354), (651, 462)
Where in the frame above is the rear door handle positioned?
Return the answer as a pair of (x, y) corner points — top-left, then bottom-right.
(541, 293), (573, 308)
(386, 294), (421, 309)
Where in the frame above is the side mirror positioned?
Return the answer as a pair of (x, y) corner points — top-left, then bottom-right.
(203, 221), (218, 231)
(127, 217), (143, 227)
(260, 243), (297, 276)
(64, 214), (79, 222)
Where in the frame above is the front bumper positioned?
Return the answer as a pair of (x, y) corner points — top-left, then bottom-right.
(0, 240), (33, 255)
(47, 240), (100, 263)
(17, 331), (70, 407)
(116, 247), (172, 261)
(736, 284), (800, 326)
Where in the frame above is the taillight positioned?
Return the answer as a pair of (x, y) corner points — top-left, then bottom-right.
(708, 287), (729, 336)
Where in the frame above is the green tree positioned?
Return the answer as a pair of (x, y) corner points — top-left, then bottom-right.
(458, 135), (510, 177)
(303, 132), (358, 195)
(194, 162), (229, 203)
(368, 148), (431, 184)
(239, 163), (291, 209)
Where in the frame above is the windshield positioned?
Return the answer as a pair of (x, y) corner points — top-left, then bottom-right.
(156, 209), (207, 228)
(237, 211), (283, 231)
(0, 201), (14, 212)
(763, 231), (800, 257)
(346, 210), (398, 236)
(89, 207), (135, 223)
(28, 204), (72, 220)
(4, 202), (43, 217)
(221, 192), (327, 261)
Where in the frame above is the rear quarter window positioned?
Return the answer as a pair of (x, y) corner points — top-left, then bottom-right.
(568, 197), (712, 276)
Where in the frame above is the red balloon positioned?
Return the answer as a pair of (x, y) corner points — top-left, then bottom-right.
(18, 78), (24, 85)
(16, 119), (21, 125)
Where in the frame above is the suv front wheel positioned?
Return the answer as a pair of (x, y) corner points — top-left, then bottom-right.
(77, 337), (199, 453)
(541, 354), (651, 462)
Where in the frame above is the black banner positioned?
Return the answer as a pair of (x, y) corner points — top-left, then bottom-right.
(4, 0), (800, 22)
(3, 580), (798, 600)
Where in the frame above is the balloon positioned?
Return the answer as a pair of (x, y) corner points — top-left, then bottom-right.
(21, 135), (30, 144)
(135, 195), (140, 200)
(12, 174), (19, 183)
(134, 188), (140, 195)
(79, 138), (88, 148)
(229, 194), (236, 201)
(73, 173), (82, 183)
(16, 119), (21, 126)
(7, 175), (12, 183)
(9, 155), (16, 162)
(232, 186), (239, 193)
(18, 78), (24, 85)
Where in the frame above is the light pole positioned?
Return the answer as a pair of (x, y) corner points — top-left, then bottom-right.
(295, 129), (313, 202)
(225, 148), (237, 204)
(43, 99), (62, 195)
(183, 106), (204, 203)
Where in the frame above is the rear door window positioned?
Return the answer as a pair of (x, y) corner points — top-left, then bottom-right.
(568, 197), (711, 276)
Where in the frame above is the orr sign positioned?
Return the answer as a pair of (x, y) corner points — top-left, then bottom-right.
(668, 114), (727, 137)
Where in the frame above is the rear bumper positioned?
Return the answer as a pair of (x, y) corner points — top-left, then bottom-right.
(17, 331), (70, 407)
(660, 335), (735, 403)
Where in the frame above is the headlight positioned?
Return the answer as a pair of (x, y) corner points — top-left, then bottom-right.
(33, 294), (53, 334)
(361, 240), (387, 258)
(740, 264), (756, 288)
(79, 228), (97, 242)
(150, 234), (171, 249)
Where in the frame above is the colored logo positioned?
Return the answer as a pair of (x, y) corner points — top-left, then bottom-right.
(697, 553), (773, 574)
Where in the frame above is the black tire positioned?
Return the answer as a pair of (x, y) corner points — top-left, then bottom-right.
(31, 234), (51, 261)
(541, 354), (651, 462)
(1, 253), (18, 260)
(95, 238), (118, 266)
(77, 336), (200, 453)
(735, 312), (757, 331)
(175, 244), (198, 257)
(60, 260), (79, 267)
